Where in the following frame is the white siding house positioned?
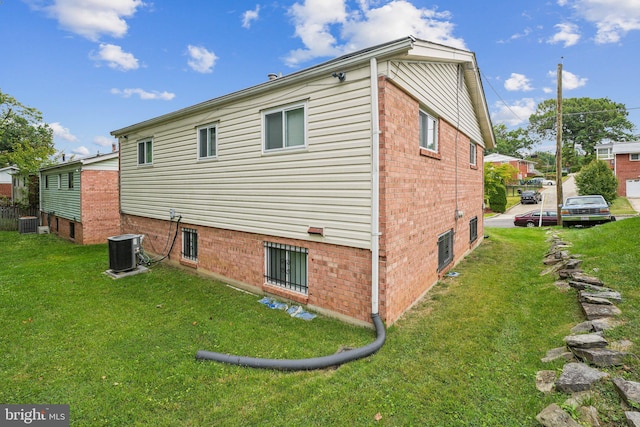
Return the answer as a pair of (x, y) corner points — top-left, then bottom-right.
(112, 37), (495, 325)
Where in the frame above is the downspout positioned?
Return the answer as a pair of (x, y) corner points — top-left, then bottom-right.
(195, 57), (386, 370)
(370, 57), (381, 316)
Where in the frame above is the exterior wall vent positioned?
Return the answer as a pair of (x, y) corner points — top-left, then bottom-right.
(19, 216), (38, 234)
(107, 234), (141, 272)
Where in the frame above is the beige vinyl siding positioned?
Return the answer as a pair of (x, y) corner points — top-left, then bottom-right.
(120, 66), (374, 249)
(41, 167), (81, 220)
(385, 60), (484, 145)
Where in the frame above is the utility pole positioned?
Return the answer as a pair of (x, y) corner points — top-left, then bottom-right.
(556, 62), (564, 225)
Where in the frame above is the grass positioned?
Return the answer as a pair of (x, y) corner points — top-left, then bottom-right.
(1, 221), (639, 426)
(610, 196), (637, 216)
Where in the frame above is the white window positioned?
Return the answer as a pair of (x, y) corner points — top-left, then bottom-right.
(630, 153), (640, 161)
(597, 147), (613, 160)
(138, 139), (153, 165)
(57, 174), (61, 190)
(182, 228), (198, 261)
(263, 103), (306, 151)
(469, 142), (477, 166)
(198, 123), (217, 159)
(419, 109), (438, 152)
(264, 242), (308, 294)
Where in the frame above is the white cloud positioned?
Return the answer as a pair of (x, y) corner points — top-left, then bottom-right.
(28, 0), (146, 41)
(548, 22), (581, 46)
(548, 69), (588, 90)
(111, 88), (175, 100)
(504, 73), (533, 92)
(94, 136), (116, 147)
(71, 146), (90, 156)
(186, 45), (218, 73)
(563, 0), (640, 44)
(285, 0), (466, 67)
(491, 98), (537, 127)
(49, 122), (78, 142)
(91, 43), (139, 71)
(242, 5), (260, 29)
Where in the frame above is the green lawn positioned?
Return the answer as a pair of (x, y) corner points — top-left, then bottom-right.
(1, 220), (638, 426)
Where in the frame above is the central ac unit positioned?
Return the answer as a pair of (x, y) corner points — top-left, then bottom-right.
(107, 234), (141, 272)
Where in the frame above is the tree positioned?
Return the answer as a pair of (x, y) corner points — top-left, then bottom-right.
(0, 89), (55, 174)
(528, 97), (635, 160)
(574, 159), (618, 203)
(484, 162), (516, 212)
(487, 124), (535, 157)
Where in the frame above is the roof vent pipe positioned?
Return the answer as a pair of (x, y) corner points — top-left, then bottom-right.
(267, 73), (278, 81)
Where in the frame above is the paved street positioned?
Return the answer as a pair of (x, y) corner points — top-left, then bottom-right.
(485, 176), (578, 228)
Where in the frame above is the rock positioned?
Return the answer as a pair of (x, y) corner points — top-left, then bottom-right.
(536, 370), (557, 393)
(579, 290), (622, 304)
(571, 321), (595, 334)
(564, 391), (595, 408)
(626, 411), (640, 427)
(544, 256), (563, 265)
(581, 303), (622, 320)
(591, 318), (623, 332)
(613, 378), (640, 407)
(580, 295), (614, 305)
(571, 348), (628, 367)
(555, 281), (572, 291)
(542, 347), (575, 363)
(609, 339), (634, 352)
(564, 333), (608, 349)
(536, 403), (583, 427)
(555, 363), (609, 393)
(565, 259), (583, 270)
(559, 269), (583, 279)
(569, 281), (613, 292)
(571, 273), (605, 286)
(577, 406), (600, 427)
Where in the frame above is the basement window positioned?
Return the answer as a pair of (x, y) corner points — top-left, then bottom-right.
(182, 228), (198, 261)
(469, 216), (478, 243)
(437, 229), (454, 272)
(264, 242), (308, 294)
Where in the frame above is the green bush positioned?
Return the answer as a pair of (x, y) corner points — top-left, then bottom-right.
(575, 159), (618, 203)
(489, 184), (507, 213)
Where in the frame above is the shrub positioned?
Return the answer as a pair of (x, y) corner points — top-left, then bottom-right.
(489, 184), (507, 213)
(575, 159), (618, 203)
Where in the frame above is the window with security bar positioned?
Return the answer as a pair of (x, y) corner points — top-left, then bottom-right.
(264, 242), (308, 294)
(182, 228), (198, 261)
(437, 229), (454, 272)
(469, 216), (478, 243)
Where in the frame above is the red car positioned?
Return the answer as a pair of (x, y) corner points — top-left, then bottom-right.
(514, 210), (558, 227)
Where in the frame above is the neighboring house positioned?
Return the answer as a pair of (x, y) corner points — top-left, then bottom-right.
(484, 153), (538, 181)
(110, 37), (495, 325)
(39, 151), (120, 244)
(611, 142), (640, 197)
(0, 166), (19, 200)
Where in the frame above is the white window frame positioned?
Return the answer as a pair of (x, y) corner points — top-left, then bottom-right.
(630, 153), (640, 161)
(197, 123), (218, 160)
(137, 138), (153, 165)
(57, 174), (61, 190)
(469, 142), (477, 166)
(419, 109), (438, 152)
(182, 228), (198, 261)
(262, 102), (307, 152)
(597, 148), (613, 160)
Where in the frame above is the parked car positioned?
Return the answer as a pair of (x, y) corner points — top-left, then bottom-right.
(526, 177), (543, 186)
(514, 210), (558, 227)
(520, 190), (542, 204)
(543, 179), (556, 185)
(560, 195), (614, 228)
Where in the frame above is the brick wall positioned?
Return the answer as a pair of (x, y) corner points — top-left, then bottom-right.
(0, 183), (11, 198)
(378, 77), (484, 324)
(615, 154), (640, 196)
(121, 214), (374, 324)
(42, 214), (83, 244)
(80, 170), (120, 244)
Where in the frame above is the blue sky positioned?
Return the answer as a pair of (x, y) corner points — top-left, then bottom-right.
(1, 0), (639, 157)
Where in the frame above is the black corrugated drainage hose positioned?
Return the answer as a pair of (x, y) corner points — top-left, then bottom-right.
(195, 313), (386, 371)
